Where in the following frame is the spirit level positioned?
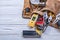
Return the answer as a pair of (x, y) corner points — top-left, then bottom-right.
(28, 13), (38, 28)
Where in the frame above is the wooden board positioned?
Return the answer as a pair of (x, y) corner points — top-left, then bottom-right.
(22, 0), (32, 19)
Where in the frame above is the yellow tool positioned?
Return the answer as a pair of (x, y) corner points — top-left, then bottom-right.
(48, 12), (55, 18)
(36, 29), (42, 35)
(28, 13), (38, 28)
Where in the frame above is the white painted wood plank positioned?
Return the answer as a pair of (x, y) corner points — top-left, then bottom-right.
(0, 0), (27, 24)
(0, 25), (35, 35)
(0, 0), (23, 6)
(0, 26), (59, 40)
